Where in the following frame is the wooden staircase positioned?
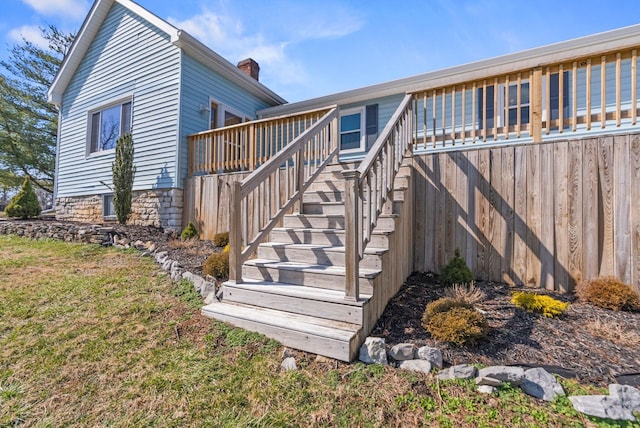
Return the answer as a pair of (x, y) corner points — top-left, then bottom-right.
(201, 162), (412, 361)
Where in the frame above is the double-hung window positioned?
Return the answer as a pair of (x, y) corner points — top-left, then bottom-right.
(89, 99), (132, 154)
(339, 104), (378, 153)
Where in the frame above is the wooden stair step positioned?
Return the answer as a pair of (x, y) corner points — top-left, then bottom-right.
(222, 278), (370, 324)
(257, 242), (386, 269)
(283, 213), (397, 230)
(242, 258), (378, 293)
(201, 301), (361, 361)
(270, 227), (392, 248)
(303, 188), (407, 203)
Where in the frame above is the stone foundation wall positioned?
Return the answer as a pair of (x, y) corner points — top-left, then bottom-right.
(55, 188), (183, 230)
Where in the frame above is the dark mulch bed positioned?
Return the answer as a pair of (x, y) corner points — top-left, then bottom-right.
(373, 272), (640, 386)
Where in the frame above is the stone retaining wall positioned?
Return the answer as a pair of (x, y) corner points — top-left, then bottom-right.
(0, 220), (115, 245)
(55, 188), (183, 230)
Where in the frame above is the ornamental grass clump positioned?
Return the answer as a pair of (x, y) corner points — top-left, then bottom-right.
(421, 297), (488, 346)
(213, 231), (229, 247)
(439, 248), (474, 286)
(443, 281), (486, 306)
(511, 292), (569, 318)
(575, 276), (639, 311)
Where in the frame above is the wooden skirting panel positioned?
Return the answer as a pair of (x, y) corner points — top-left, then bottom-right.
(184, 168), (296, 240)
(413, 133), (640, 293)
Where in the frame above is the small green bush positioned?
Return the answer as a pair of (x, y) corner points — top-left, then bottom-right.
(511, 292), (569, 318)
(181, 222), (198, 240)
(575, 276), (639, 311)
(213, 231), (229, 247)
(439, 248), (474, 286)
(424, 307), (488, 346)
(203, 251), (229, 279)
(5, 177), (41, 219)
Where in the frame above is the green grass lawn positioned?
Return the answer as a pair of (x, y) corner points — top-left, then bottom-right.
(0, 235), (636, 427)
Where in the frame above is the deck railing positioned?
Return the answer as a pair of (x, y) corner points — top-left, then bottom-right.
(228, 108), (339, 283)
(342, 94), (413, 300)
(188, 106), (333, 176)
(412, 47), (639, 149)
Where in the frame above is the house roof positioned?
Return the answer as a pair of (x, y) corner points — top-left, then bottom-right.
(258, 23), (640, 118)
(47, 0), (286, 106)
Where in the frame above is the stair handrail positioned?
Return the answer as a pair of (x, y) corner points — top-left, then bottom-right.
(342, 94), (414, 300)
(229, 107), (340, 283)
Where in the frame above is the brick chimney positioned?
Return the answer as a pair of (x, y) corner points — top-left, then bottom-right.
(237, 58), (260, 81)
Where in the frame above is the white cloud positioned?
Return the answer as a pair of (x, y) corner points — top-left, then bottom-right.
(21, 0), (89, 20)
(8, 25), (49, 49)
(169, 4), (363, 91)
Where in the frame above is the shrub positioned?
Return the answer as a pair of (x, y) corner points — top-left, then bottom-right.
(213, 231), (229, 247)
(575, 276), (639, 311)
(181, 222), (198, 240)
(203, 251), (229, 279)
(443, 282), (485, 305)
(5, 177), (41, 219)
(424, 307), (488, 346)
(112, 133), (136, 224)
(511, 292), (569, 318)
(439, 248), (474, 286)
(422, 297), (474, 321)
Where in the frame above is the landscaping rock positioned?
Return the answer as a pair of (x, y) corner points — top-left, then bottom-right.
(315, 355), (334, 364)
(397, 360), (432, 374)
(477, 385), (497, 394)
(475, 376), (503, 387)
(359, 337), (388, 365)
(609, 384), (640, 412)
(282, 348), (294, 359)
(437, 364), (477, 380)
(569, 395), (636, 421)
(281, 357), (297, 371)
(520, 367), (565, 401)
(477, 366), (525, 386)
(416, 346), (443, 369)
(388, 343), (416, 361)
(155, 251), (168, 264)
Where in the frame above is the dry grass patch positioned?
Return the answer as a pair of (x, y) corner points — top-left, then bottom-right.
(585, 318), (640, 348)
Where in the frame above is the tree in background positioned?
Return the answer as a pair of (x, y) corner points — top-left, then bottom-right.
(112, 133), (136, 224)
(5, 177), (41, 219)
(0, 26), (74, 194)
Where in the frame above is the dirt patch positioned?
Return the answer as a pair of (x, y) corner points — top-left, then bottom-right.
(373, 272), (640, 386)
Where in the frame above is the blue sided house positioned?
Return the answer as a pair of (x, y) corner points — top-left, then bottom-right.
(50, 0), (640, 360)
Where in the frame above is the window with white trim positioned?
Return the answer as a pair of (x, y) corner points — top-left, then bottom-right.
(89, 99), (132, 153)
(339, 104), (378, 153)
(103, 194), (115, 219)
(208, 98), (249, 129)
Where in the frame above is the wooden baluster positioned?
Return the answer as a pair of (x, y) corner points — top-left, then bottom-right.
(559, 64), (564, 133)
(517, 73), (522, 138)
(572, 62), (577, 132)
(586, 59), (592, 130)
(616, 52), (621, 127)
(451, 86), (456, 144)
(472, 81), (477, 143)
(482, 80), (487, 142)
(493, 77), (498, 139)
(633, 49), (638, 126)
(505, 75), (510, 140)
(461, 84), (466, 144)
(601, 55), (606, 129)
(441, 88), (446, 146)
(545, 67), (551, 135)
(342, 170), (361, 301)
(432, 89), (436, 147)
(295, 147), (304, 213)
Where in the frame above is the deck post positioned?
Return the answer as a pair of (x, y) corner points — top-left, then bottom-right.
(342, 170), (361, 301)
(229, 180), (243, 283)
(531, 67), (543, 143)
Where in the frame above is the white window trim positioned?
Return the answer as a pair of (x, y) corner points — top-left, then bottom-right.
(208, 96), (251, 129)
(102, 193), (116, 220)
(339, 106), (366, 154)
(86, 95), (133, 158)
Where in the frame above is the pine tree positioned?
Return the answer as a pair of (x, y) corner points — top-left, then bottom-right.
(112, 133), (136, 224)
(5, 176), (41, 218)
(0, 26), (74, 193)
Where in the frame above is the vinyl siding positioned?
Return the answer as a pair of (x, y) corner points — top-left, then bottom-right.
(57, 2), (181, 197)
(177, 54), (272, 186)
(338, 93), (405, 160)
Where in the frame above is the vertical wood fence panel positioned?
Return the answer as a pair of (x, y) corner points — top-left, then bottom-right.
(414, 133), (640, 292)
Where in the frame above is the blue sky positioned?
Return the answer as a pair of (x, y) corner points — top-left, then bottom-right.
(2, 0), (639, 102)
